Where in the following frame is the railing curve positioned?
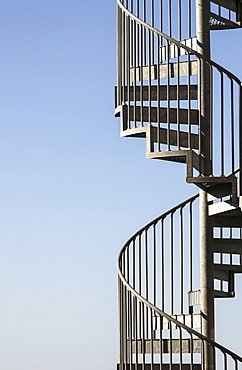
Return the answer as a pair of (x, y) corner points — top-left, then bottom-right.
(116, 0), (242, 191)
(118, 193), (242, 369)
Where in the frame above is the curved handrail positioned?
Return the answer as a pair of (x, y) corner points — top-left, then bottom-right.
(118, 193), (242, 365)
(117, 0), (242, 85)
(118, 265), (242, 363)
(117, 193), (199, 258)
(116, 1), (242, 368)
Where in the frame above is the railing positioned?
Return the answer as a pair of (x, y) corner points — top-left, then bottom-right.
(116, 0), (242, 192)
(117, 193), (242, 369)
(116, 1), (242, 369)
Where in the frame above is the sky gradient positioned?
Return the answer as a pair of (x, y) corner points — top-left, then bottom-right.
(0, 1), (242, 370)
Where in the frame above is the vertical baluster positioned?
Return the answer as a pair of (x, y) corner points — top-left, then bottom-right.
(169, 320), (173, 370)
(153, 224), (157, 307)
(210, 65), (213, 173)
(168, 0), (172, 37)
(189, 201), (193, 296)
(124, 285), (128, 367)
(240, 85), (242, 196)
(145, 228), (149, 337)
(141, 22), (144, 127)
(190, 333), (194, 369)
(150, 307), (154, 370)
(118, 277), (123, 366)
(122, 10), (126, 105)
(188, 0), (191, 38)
(161, 219), (165, 311)
(188, 52), (191, 149)
(159, 314), (163, 370)
(136, 0), (140, 129)
(133, 14), (137, 128)
(231, 78), (235, 174)
(134, 296), (138, 370)
(178, 0), (181, 40)
(129, 290), (133, 365)
(180, 206), (184, 314)
(157, 34), (161, 151)
(167, 39), (171, 150)
(177, 45), (181, 149)
(224, 352), (228, 370)
(221, 72), (224, 176)
(151, 0), (154, 66)
(138, 233), (142, 340)
(234, 358), (238, 370)
(148, 29), (152, 130)
(141, 301), (145, 370)
(170, 213), (174, 315)
(133, 239), (136, 291)
(126, 13), (131, 128)
(160, 0), (163, 32)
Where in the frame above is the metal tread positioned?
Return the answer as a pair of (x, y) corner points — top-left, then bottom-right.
(213, 238), (242, 254)
(160, 36), (197, 60)
(210, 12), (241, 30)
(117, 365), (201, 370)
(130, 60), (198, 84)
(120, 105), (199, 125)
(214, 263), (242, 272)
(127, 338), (201, 354)
(117, 84), (198, 103)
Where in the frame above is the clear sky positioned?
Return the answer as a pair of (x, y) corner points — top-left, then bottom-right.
(0, 1), (242, 370)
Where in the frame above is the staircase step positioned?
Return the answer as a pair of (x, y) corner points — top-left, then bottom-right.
(214, 268), (235, 296)
(212, 215), (242, 227)
(213, 238), (242, 254)
(150, 126), (199, 149)
(209, 201), (241, 217)
(210, 12), (241, 30)
(120, 85), (198, 102)
(188, 290), (201, 307)
(214, 290), (235, 298)
(214, 267), (231, 282)
(211, 0), (242, 13)
(130, 60), (198, 84)
(153, 313), (200, 330)
(120, 125), (199, 150)
(160, 37), (197, 60)
(187, 176), (237, 201)
(127, 338), (201, 354)
(117, 364), (201, 370)
(214, 263), (242, 272)
(121, 105), (199, 125)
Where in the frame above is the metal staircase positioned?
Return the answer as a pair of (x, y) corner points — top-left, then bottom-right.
(115, 0), (242, 369)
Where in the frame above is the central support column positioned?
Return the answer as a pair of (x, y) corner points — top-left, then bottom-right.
(196, 1), (215, 369)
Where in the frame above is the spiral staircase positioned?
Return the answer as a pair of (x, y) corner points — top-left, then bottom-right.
(115, 0), (242, 369)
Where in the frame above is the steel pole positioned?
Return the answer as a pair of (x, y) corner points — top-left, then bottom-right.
(196, 1), (215, 369)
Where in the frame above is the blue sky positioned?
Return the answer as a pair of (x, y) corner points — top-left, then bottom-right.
(0, 1), (242, 370)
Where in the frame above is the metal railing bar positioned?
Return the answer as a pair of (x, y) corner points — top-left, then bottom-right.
(221, 72), (224, 176)
(170, 213), (174, 314)
(153, 224), (156, 307)
(231, 78), (235, 174)
(118, 194), (199, 255)
(161, 219), (165, 311)
(117, 0), (242, 85)
(117, 274), (242, 363)
(180, 206), (184, 314)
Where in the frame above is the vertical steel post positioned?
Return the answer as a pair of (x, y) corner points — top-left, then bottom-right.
(196, 1), (215, 369)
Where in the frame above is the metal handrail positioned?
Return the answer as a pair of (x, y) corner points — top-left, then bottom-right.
(116, 1), (242, 368)
(117, 193), (199, 257)
(118, 268), (242, 363)
(117, 0), (242, 85)
(118, 193), (242, 365)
